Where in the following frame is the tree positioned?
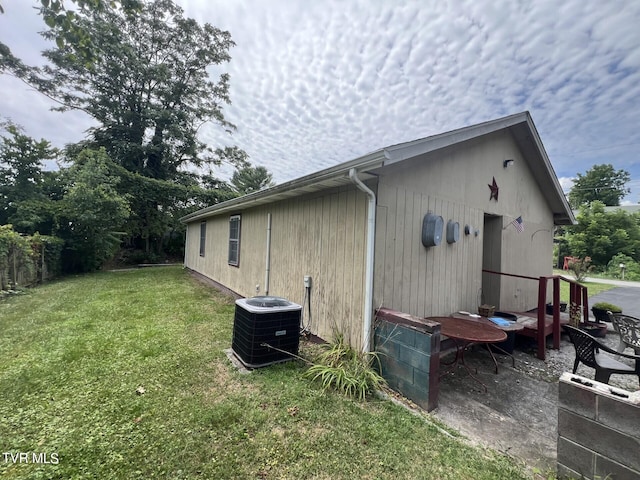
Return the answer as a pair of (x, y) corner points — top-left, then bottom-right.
(57, 148), (130, 271)
(0, 121), (59, 232)
(1, 0), (274, 260)
(231, 165), (275, 195)
(568, 164), (631, 209)
(31, 0), (236, 180)
(566, 201), (640, 267)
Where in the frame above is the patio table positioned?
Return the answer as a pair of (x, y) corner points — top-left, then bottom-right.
(450, 312), (525, 367)
(427, 316), (507, 391)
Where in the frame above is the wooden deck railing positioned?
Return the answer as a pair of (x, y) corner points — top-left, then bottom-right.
(482, 270), (589, 360)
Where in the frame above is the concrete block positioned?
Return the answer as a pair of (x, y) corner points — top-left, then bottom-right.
(558, 377), (597, 420)
(598, 394), (640, 438)
(595, 454), (640, 480)
(375, 335), (400, 359)
(394, 377), (430, 411)
(413, 368), (430, 388)
(556, 464), (584, 480)
(394, 324), (417, 348)
(398, 345), (430, 370)
(414, 330), (433, 354)
(379, 356), (413, 384)
(374, 320), (395, 341)
(558, 410), (640, 472)
(556, 437), (594, 479)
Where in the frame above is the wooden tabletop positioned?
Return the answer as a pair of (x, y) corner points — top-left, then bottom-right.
(426, 316), (507, 343)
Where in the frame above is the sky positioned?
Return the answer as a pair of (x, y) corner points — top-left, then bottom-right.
(1, 0), (640, 204)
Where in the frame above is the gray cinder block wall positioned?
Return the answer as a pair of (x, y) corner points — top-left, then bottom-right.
(557, 372), (640, 480)
(374, 308), (441, 411)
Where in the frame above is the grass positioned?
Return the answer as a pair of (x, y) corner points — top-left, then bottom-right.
(553, 270), (616, 303)
(0, 267), (535, 479)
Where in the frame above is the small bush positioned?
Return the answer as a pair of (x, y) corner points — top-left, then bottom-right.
(304, 333), (386, 401)
(591, 301), (622, 313)
(567, 256), (593, 283)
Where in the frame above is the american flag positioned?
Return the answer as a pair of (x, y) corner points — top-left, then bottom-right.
(511, 216), (524, 233)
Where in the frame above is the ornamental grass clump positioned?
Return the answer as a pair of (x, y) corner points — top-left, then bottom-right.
(305, 333), (385, 401)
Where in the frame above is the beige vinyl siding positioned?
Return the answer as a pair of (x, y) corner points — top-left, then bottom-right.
(374, 185), (484, 317)
(184, 185), (369, 349)
(373, 129), (555, 317)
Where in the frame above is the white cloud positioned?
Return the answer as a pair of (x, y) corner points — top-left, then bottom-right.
(1, 0), (640, 204)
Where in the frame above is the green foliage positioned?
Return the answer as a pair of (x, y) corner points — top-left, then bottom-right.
(34, 0), (236, 180)
(568, 163), (631, 209)
(0, 121), (59, 231)
(305, 333), (386, 401)
(0, 225), (63, 289)
(231, 165), (275, 195)
(606, 253), (640, 281)
(2, 2), (277, 265)
(566, 201), (640, 267)
(58, 148), (130, 271)
(567, 256), (593, 283)
(591, 301), (622, 313)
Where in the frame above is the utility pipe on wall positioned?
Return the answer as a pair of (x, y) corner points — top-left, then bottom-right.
(265, 213), (272, 295)
(348, 168), (376, 353)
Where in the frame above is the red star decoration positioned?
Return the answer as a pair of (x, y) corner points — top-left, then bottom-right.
(488, 177), (499, 201)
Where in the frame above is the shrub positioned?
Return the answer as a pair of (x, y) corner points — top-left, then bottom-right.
(567, 256), (593, 283)
(591, 302), (622, 313)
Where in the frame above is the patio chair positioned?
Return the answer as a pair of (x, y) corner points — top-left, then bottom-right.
(563, 325), (640, 386)
(608, 312), (640, 354)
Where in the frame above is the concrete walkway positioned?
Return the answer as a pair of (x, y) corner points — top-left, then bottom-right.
(432, 280), (640, 475)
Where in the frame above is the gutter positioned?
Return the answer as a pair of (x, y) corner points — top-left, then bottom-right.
(348, 168), (376, 353)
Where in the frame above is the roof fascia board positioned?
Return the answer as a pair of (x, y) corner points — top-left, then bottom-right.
(382, 112), (529, 165)
(180, 150), (387, 223)
(521, 112), (576, 224)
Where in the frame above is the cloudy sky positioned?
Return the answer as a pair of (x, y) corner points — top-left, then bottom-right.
(2, 0), (640, 203)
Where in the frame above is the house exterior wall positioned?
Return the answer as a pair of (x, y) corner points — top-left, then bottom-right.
(373, 129), (555, 317)
(184, 185), (370, 348)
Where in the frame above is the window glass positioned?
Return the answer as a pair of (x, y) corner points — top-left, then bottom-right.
(199, 221), (206, 257)
(228, 215), (241, 266)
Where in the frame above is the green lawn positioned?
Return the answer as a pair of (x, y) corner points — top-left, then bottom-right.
(0, 267), (534, 479)
(553, 270), (616, 303)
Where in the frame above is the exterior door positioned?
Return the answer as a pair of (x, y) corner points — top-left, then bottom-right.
(481, 214), (502, 308)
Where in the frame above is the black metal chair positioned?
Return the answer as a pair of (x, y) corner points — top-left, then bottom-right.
(608, 312), (640, 354)
(563, 325), (640, 386)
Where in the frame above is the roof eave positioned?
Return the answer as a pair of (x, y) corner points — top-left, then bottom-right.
(180, 150), (387, 223)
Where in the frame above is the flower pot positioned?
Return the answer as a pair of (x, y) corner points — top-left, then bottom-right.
(591, 308), (612, 323)
(546, 302), (568, 315)
(580, 321), (607, 338)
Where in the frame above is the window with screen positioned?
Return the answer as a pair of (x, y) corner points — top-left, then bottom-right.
(228, 215), (241, 266)
(199, 221), (206, 257)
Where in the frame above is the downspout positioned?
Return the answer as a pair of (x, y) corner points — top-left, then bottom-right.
(265, 213), (272, 295)
(348, 168), (376, 353)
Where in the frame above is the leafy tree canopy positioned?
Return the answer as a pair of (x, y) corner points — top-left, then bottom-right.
(57, 147), (131, 271)
(568, 163), (630, 209)
(567, 201), (640, 266)
(3, 0), (239, 181)
(231, 165), (275, 195)
(0, 121), (60, 230)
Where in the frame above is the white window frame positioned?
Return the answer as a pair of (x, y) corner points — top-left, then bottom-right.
(228, 215), (241, 266)
(199, 221), (206, 257)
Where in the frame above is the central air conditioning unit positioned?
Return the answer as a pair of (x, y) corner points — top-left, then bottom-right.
(231, 296), (302, 368)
